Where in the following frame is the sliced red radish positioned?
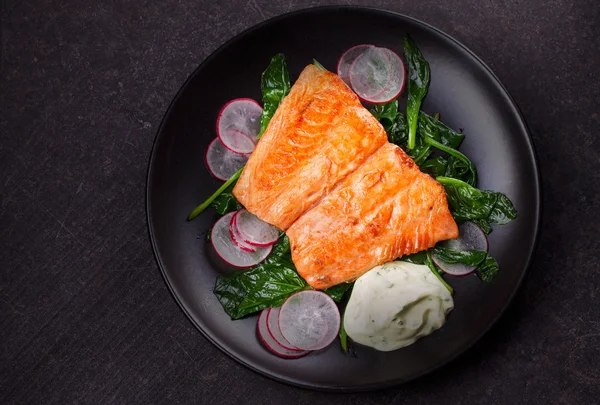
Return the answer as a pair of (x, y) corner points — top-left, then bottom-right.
(228, 213), (257, 253)
(349, 46), (405, 104)
(337, 44), (375, 86)
(372, 48), (405, 103)
(216, 98), (262, 154)
(205, 137), (249, 181)
(432, 221), (489, 276)
(232, 209), (279, 247)
(266, 307), (303, 352)
(279, 291), (340, 351)
(211, 212), (272, 268)
(349, 47), (392, 99)
(257, 309), (310, 359)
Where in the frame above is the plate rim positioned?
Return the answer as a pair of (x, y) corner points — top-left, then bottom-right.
(145, 5), (542, 391)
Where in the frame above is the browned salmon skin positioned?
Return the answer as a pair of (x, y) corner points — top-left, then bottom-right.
(286, 143), (459, 290)
(232, 64), (388, 230)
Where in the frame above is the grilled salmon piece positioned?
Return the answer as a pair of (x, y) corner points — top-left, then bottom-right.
(286, 143), (459, 290)
(232, 64), (388, 230)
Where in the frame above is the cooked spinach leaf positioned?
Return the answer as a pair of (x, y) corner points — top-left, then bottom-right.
(258, 54), (291, 137)
(404, 34), (430, 150)
(214, 235), (352, 319)
(472, 218), (493, 234)
(337, 284), (354, 352)
(264, 233), (291, 263)
(432, 246), (499, 282)
(323, 283), (353, 302)
(209, 181), (242, 215)
(387, 111), (409, 146)
(420, 156), (449, 177)
(380, 108), (430, 162)
(423, 137), (477, 186)
(214, 236), (306, 319)
(477, 255), (501, 282)
(424, 251), (453, 294)
(418, 112), (464, 149)
(339, 320), (348, 352)
(370, 100), (399, 133)
(214, 261), (309, 319)
(436, 176), (517, 232)
(401, 251), (429, 266)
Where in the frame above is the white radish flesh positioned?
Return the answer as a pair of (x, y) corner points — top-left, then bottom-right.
(205, 137), (249, 181)
(279, 291), (340, 351)
(233, 209), (279, 247)
(211, 212), (272, 268)
(266, 307), (303, 352)
(257, 309), (310, 359)
(336, 44), (375, 86)
(216, 98), (262, 154)
(228, 211), (257, 253)
(369, 48), (405, 103)
(349, 46), (405, 104)
(432, 221), (489, 276)
(349, 46), (392, 100)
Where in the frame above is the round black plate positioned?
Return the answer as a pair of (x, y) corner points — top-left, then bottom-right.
(146, 6), (541, 391)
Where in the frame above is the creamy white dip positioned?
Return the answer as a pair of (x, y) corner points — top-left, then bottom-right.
(343, 261), (453, 351)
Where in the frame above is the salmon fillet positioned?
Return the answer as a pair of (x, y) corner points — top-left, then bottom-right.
(286, 143), (459, 290)
(232, 65), (388, 230)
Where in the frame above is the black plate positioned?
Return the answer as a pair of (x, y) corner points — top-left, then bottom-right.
(146, 6), (541, 391)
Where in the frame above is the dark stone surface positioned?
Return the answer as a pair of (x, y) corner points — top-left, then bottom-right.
(0, 0), (598, 404)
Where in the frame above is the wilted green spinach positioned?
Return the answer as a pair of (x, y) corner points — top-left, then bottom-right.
(431, 246), (499, 282)
(214, 235), (353, 319)
(258, 54), (291, 136)
(436, 176), (517, 233)
(404, 34), (431, 150)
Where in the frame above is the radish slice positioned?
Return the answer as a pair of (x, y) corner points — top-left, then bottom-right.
(349, 46), (392, 99)
(257, 309), (310, 359)
(349, 46), (405, 104)
(233, 209), (279, 247)
(211, 212), (272, 268)
(432, 222), (489, 276)
(266, 307), (303, 352)
(205, 137), (249, 181)
(216, 98), (262, 154)
(337, 44), (375, 86)
(228, 213), (257, 253)
(370, 48), (405, 103)
(279, 291), (340, 351)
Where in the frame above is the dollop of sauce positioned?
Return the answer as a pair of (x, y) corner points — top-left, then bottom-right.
(343, 261), (453, 351)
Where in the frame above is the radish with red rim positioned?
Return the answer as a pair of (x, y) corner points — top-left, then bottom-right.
(233, 209), (279, 247)
(228, 211), (257, 253)
(216, 98), (262, 154)
(266, 307), (304, 352)
(432, 221), (488, 276)
(211, 212), (272, 268)
(205, 137), (249, 181)
(279, 290), (340, 351)
(257, 309), (310, 359)
(372, 48), (405, 102)
(349, 46), (405, 104)
(336, 44), (375, 86)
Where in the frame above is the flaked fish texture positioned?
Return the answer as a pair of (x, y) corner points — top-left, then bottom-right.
(286, 143), (458, 290)
(233, 64), (388, 230)
(234, 64), (458, 289)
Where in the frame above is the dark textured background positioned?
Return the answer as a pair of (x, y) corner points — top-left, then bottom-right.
(1, 0), (599, 404)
